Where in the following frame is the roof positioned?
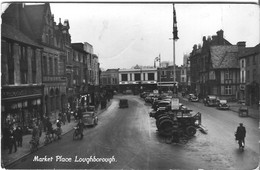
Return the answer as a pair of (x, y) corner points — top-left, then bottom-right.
(239, 43), (260, 58)
(2, 23), (41, 48)
(210, 45), (239, 69)
(24, 4), (47, 39)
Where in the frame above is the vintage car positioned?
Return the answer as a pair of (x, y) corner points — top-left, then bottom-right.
(217, 100), (230, 110)
(119, 99), (129, 108)
(204, 95), (219, 107)
(82, 106), (98, 127)
(188, 94), (199, 102)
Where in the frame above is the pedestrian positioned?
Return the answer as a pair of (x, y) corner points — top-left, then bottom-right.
(235, 123), (246, 148)
(62, 112), (66, 125)
(66, 109), (71, 123)
(37, 119), (43, 137)
(15, 125), (23, 147)
(8, 125), (17, 154)
(31, 122), (40, 146)
(76, 119), (84, 139)
(46, 117), (54, 137)
(78, 107), (83, 120)
(42, 116), (47, 132)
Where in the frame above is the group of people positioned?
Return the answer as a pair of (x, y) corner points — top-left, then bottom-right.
(2, 123), (23, 154)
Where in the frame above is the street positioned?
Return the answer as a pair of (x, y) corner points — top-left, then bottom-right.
(7, 95), (259, 170)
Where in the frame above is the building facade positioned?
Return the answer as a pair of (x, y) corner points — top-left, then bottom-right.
(239, 43), (260, 108)
(21, 3), (68, 118)
(189, 30), (242, 100)
(100, 69), (119, 93)
(118, 68), (158, 94)
(157, 65), (181, 93)
(1, 4), (44, 130)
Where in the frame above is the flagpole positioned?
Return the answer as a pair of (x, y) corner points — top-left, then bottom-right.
(172, 3), (178, 96)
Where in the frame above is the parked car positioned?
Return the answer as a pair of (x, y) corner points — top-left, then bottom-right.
(188, 94), (199, 102)
(82, 106), (98, 127)
(217, 100), (230, 110)
(140, 92), (149, 99)
(204, 95), (219, 107)
(156, 100), (171, 110)
(119, 99), (129, 108)
(145, 94), (154, 103)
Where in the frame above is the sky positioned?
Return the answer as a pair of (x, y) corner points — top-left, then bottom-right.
(2, 1), (260, 70)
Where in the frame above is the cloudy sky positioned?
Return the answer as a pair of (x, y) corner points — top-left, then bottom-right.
(2, 1), (259, 70)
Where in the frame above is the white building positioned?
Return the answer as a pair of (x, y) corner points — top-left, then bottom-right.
(118, 68), (158, 94)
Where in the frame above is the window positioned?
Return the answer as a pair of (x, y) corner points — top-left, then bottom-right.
(7, 42), (14, 84)
(20, 46), (28, 84)
(43, 56), (47, 75)
(121, 74), (127, 81)
(246, 57), (250, 66)
(253, 69), (256, 80)
(130, 74), (132, 81)
(49, 57), (53, 75)
(209, 71), (215, 80)
(54, 58), (58, 75)
(246, 70), (250, 82)
(148, 73), (154, 80)
(143, 73), (145, 80)
(224, 70), (232, 79)
(241, 60), (245, 68)
(241, 70), (245, 83)
(32, 50), (37, 83)
(135, 73), (141, 81)
(224, 85), (232, 95)
(253, 55), (256, 65)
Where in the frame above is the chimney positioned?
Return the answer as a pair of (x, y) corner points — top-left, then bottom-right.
(217, 29), (224, 38)
(237, 41), (246, 48)
(237, 41), (246, 57)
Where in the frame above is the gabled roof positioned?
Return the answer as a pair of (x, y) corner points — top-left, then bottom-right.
(2, 3), (35, 38)
(2, 23), (41, 48)
(210, 45), (239, 69)
(23, 3), (47, 40)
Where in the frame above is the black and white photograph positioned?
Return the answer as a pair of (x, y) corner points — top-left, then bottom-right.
(1, 0), (259, 169)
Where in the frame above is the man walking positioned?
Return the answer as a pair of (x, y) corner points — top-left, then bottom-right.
(236, 123), (246, 149)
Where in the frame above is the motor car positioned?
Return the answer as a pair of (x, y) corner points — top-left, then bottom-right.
(188, 94), (199, 102)
(204, 95), (219, 107)
(145, 94), (154, 103)
(217, 100), (230, 110)
(119, 99), (129, 108)
(82, 106), (98, 127)
(156, 100), (171, 110)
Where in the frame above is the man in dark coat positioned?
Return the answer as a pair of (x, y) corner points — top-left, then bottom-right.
(236, 123), (246, 148)
(15, 125), (23, 147)
(8, 125), (17, 154)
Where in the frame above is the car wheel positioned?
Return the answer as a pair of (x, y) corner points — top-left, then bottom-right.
(186, 126), (197, 136)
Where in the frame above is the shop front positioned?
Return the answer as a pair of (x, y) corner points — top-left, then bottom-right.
(1, 85), (44, 133)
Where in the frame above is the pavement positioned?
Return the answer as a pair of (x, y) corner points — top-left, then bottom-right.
(1, 100), (112, 168)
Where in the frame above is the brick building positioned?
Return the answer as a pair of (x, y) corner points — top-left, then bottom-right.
(239, 43), (260, 108)
(189, 30), (242, 100)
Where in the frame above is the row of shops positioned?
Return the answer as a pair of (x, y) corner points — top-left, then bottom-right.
(1, 84), (102, 133)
